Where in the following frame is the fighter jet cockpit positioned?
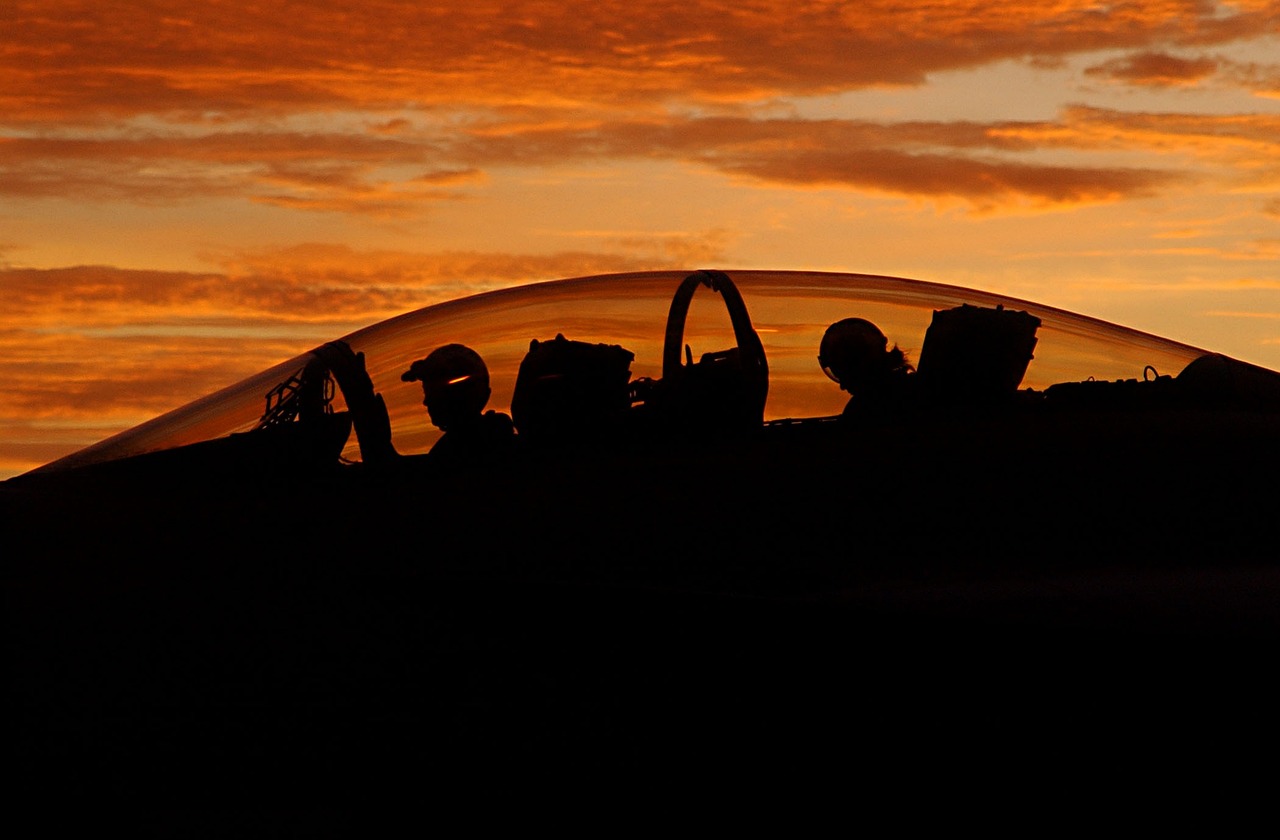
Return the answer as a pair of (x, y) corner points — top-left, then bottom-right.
(18, 268), (1280, 487)
(12, 265), (1280, 685)
(13, 270), (1280, 793)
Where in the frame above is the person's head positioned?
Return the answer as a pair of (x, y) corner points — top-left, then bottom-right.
(819, 318), (911, 395)
(402, 344), (491, 431)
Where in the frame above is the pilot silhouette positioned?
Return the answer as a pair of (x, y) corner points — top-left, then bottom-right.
(402, 343), (515, 463)
(819, 317), (916, 418)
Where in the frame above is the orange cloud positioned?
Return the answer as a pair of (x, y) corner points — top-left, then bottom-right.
(988, 106), (1280, 178)
(0, 325), (309, 477)
(1223, 59), (1280, 97)
(210, 239), (728, 298)
(439, 115), (1188, 207)
(0, 131), (450, 211)
(1085, 51), (1220, 86)
(0, 113), (1177, 212)
(0, 241), (727, 331)
(717, 147), (1172, 207)
(4, 1), (1276, 123)
(411, 168), (486, 185)
(0, 233), (726, 426)
(7, 106), (1267, 217)
(1086, 51), (1280, 96)
(4, 2), (1275, 219)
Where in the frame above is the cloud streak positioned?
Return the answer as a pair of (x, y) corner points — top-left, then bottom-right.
(9, 107), (1273, 212)
(1085, 51), (1221, 86)
(6, 1), (1276, 122)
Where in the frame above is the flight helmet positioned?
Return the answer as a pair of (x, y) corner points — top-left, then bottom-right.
(402, 343), (491, 430)
(819, 318), (890, 392)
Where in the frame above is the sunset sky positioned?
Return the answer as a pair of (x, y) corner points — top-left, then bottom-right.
(3, 0), (1279, 479)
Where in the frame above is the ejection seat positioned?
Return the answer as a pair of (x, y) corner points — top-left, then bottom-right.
(632, 269), (770, 435)
(913, 303), (1041, 407)
(510, 270), (771, 445)
(510, 333), (637, 446)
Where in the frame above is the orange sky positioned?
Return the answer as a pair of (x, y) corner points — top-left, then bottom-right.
(2, 0), (1279, 478)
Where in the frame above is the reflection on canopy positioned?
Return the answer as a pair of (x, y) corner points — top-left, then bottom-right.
(30, 270), (1210, 475)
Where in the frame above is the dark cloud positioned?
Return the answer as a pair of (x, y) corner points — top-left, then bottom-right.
(411, 168), (486, 185)
(1084, 50), (1280, 96)
(719, 147), (1172, 205)
(1085, 52), (1220, 86)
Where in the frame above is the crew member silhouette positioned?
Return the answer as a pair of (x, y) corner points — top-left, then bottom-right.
(819, 317), (916, 419)
(402, 343), (516, 464)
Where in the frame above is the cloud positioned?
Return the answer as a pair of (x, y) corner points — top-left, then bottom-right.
(0, 329), (296, 418)
(411, 168), (486, 186)
(1223, 59), (1280, 98)
(0, 321), (316, 477)
(983, 106), (1280, 194)
(4, 3), (1276, 218)
(1085, 52), (1220, 87)
(0, 112), (1188, 213)
(8, 106), (1273, 220)
(4, 1), (1276, 123)
(1085, 50), (1280, 97)
(0, 131), (456, 213)
(0, 233), (727, 417)
(440, 114), (1194, 207)
(0, 240), (725, 330)
(210, 237), (729, 297)
(717, 147), (1172, 208)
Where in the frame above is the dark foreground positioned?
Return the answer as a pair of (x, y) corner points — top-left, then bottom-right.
(8, 404), (1280, 794)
